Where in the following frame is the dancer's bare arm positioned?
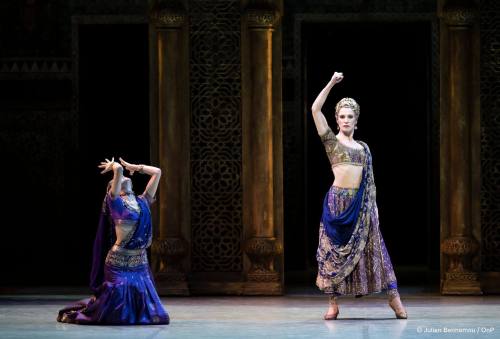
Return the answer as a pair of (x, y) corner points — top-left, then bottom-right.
(119, 158), (162, 200)
(98, 157), (123, 198)
(311, 72), (344, 136)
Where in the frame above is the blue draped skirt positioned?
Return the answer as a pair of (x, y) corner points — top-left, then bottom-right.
(58, 262), (169, 325)
(316, 185), (398, 296)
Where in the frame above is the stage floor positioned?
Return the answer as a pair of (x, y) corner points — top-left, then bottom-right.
(0, 287), (499, 339)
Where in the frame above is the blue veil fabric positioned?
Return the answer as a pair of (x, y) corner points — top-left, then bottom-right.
(90, 197), (115, 292)
(321, 170), (366, 246)
(124, 197), (152, 250)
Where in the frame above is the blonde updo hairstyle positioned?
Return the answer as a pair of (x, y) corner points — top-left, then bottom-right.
(335, 97), (360, 119)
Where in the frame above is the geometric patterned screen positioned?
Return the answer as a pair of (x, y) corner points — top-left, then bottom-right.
(480, 0), (500, 272)
(189, 0), (243, 272)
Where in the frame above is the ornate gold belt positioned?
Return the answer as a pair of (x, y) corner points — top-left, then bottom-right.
(105, 246), (147, 268)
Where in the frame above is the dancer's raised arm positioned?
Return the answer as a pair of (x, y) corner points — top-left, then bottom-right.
(98, 157), (123, 198)
(311, 72), (344, 136)
(119, 157), (161, 201)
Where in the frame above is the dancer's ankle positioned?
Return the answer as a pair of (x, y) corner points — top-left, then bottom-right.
(387, 289), (400, 302)
(328, 295), (338, 306)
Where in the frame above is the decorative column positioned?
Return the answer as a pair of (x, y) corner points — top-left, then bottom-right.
(150, 6), (190, 295)
(242, 8), (283, 294)
(440, 1), (482, 295)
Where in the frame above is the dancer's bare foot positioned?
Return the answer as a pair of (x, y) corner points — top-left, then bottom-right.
(389, 296), (408, 319)
(324, 304), (339, 320)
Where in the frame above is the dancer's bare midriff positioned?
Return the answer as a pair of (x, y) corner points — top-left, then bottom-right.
(332, 164), (363, 189)
(114, 219), (136, 245)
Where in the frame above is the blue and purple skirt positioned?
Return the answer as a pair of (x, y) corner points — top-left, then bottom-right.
(58, 250), (169, 325)
(316, 185), (398, 296)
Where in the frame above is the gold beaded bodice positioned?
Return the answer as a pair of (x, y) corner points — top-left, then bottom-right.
(320, 128), (366, 168)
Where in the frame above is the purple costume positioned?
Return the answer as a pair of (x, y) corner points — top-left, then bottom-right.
(57, 193), (169, 325)
(316, 127), (399, 297)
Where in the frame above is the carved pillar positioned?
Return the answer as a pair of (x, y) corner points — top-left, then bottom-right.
(150, 7), (190, 295)
(440, 1), (482, 295)
(242, 8), (283, 294)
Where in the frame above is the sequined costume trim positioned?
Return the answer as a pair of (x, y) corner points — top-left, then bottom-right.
(105, 247), (148, 268)
(320, 128), (366, 168)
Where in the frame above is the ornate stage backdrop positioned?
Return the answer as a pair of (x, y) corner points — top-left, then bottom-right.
(0, 0), (498, 294)
(189, 0), (243, 276)
(480, 0), (500, 290)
